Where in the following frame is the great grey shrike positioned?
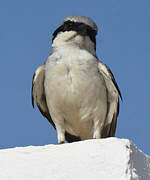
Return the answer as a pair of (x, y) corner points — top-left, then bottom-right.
(32, 15), (122, 144)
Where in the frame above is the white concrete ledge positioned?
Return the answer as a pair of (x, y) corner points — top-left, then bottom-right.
(0, 137), (150, 180)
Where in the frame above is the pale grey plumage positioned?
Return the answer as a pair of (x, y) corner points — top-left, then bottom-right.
(64, 15), (98, 32)
(32, 65), (81, 142)
(32, 15), (122, 144)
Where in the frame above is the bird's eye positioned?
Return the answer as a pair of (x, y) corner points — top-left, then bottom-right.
(63, 21), (74, 31)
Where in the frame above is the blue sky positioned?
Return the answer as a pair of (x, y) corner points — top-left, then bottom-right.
(0, 0), (150, 154)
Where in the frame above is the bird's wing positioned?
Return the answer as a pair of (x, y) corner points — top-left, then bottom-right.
(98, 61), (122, 137)
(31, 64), (56, 129)
(31, 64), (80, 142)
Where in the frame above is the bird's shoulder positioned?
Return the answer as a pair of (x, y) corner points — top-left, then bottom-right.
(98, 59), (122, 100)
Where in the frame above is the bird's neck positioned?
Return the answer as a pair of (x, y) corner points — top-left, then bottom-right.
(52, 31), (96, 56)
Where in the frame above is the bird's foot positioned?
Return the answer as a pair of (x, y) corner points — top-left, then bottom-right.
(93, 128), (101, 139)
(58, 133), (65, 144)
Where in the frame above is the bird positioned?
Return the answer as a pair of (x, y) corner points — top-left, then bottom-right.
(32, 15), (122, 144)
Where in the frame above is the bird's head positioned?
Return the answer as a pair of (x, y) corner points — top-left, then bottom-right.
(52, 15), (98, 55)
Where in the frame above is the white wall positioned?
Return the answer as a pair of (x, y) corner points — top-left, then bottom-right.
(0, 138), (149, 180)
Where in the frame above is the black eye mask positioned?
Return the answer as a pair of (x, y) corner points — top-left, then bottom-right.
(52, 20), (97, 50)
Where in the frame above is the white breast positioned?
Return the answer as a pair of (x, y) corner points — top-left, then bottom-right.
(45, 46), (107, 140)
